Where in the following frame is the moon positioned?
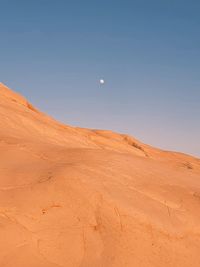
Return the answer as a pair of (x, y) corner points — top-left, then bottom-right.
(100, 79), (105, 85)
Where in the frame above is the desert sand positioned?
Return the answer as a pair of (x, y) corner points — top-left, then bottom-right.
(0, 82), (200, 267)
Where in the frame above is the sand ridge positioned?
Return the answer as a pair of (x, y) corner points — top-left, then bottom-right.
(0, 83), (200, 267)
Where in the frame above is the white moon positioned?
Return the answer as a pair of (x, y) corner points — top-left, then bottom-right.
(100, 79), (105, 84)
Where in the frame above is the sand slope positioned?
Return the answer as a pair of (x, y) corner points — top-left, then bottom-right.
(0, 82), (200, 267)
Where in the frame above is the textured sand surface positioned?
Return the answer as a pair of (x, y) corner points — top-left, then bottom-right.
(0, 82), (200, 267)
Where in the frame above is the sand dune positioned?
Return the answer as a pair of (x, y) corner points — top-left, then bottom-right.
(0, 82), (200, 267)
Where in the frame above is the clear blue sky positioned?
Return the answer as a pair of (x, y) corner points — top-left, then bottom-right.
(0, 0), (200, 157)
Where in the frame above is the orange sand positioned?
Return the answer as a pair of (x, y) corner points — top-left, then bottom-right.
(0, 82), (200, 267)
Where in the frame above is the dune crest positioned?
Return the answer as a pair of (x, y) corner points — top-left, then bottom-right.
(0, 83), (200, 267)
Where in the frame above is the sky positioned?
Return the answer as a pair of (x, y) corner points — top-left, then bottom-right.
(0, 0), (200, 157)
